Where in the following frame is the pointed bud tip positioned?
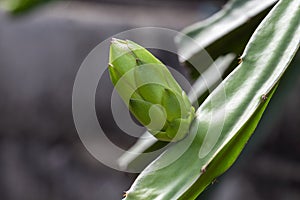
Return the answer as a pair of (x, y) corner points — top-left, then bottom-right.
(111, 38), (127, 44)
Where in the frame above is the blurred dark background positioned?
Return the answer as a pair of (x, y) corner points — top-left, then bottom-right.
(0, 0), (299, 200)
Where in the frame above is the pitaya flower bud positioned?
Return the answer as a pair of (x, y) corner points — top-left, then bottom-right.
(108, 38), (195, 142)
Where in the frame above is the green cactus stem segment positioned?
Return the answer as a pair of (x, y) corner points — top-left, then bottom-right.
(108, 38), (195, 142)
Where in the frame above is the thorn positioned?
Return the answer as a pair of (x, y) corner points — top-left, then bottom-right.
(108, 63), (114, 68)
(201, 166), (206, 174)
(238, 56), (243, 64)
(261, 94), (267, 101)
(123, 191), (128, 198)
(212, 178), (218, 185)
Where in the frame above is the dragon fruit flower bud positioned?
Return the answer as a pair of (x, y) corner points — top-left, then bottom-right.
(108, 38), (195, 142)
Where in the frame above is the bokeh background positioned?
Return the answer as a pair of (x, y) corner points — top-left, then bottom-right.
(0, 0), (299, 200)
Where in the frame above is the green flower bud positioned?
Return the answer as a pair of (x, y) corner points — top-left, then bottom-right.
(108, 38), (195, 142)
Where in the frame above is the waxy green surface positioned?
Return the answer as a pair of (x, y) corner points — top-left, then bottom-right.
(176, 0), (277, 79)
(124, 0), (300, 199)
(176, 0), (277, 62)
